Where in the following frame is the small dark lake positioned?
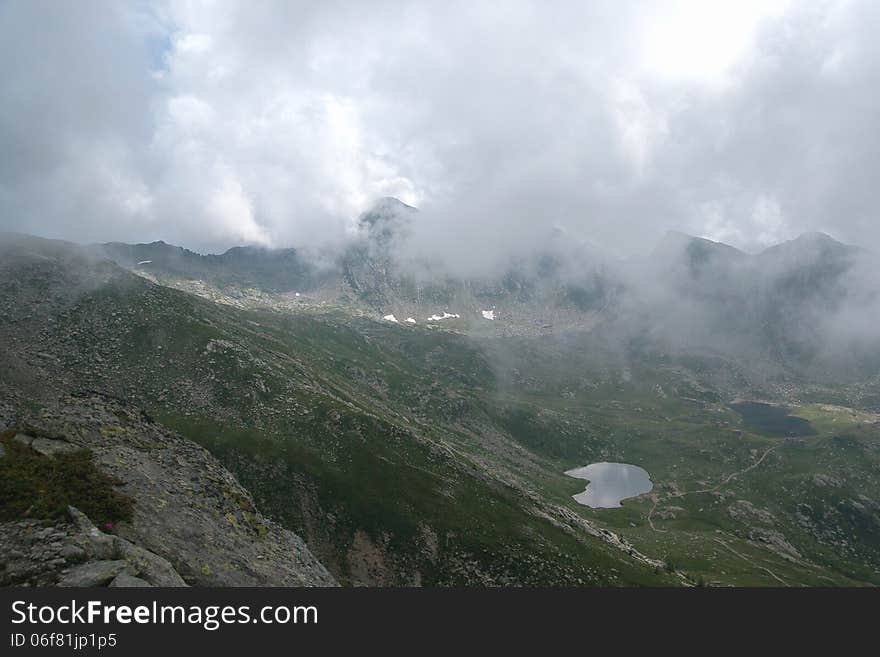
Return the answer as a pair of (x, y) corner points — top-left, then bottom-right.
(730, 401), (817, 437)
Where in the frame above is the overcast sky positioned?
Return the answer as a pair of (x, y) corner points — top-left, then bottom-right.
(1, 0), (879, 261)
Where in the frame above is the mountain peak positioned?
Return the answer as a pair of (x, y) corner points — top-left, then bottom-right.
(759, 231), (857, 260)
(358, 197), (417, 247)
(660, 229), (697, 242)
(359, 197), (417, 227)
(375, 196), (417, 211)
(653, 230), (745, 261)
(790, 231), (854, 249)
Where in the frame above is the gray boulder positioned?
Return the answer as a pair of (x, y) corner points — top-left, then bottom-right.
(109, 573), (152, 588)
(31, 437), (80, 457)
(67, 507), (187, 587)
(58, 560), (130, 587)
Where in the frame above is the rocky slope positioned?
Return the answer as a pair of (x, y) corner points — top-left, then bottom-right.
(0, 385), (336, 587)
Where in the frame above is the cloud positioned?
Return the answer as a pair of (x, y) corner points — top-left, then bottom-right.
(1, 0), (879, 267)
(0, 1), (160, 241)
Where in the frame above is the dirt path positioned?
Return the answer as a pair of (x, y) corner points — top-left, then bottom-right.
(644, 446), (791, 585)
(702, 446), (778, 493)
(647, 446), (778, 532)
(647, 494), (665, 532)
(712, 538), (789, 586)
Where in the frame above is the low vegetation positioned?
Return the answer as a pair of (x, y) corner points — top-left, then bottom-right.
(0, 430), (134, 528)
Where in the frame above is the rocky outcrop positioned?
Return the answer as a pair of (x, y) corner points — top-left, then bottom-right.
(0, 388), (336, 587)
(747, 528), (802, 561)
(59, 561), (132, 587)
(0, 506), (185, 587)
(728, 499), (776, 525)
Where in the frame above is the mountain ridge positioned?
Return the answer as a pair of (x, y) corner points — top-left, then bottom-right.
(74, 222), (876, 376)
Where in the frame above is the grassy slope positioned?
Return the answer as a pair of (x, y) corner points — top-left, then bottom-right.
(26, 276), (668, 586)
(471, 340), (880, 586)
(7, 253), (879, 586)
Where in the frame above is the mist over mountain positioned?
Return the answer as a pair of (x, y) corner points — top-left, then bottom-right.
(4, 228), (880, 587)
(82, 196), (880, 387)
(615, 230), (877, 373)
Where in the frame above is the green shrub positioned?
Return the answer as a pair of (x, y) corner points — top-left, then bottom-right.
(0, 430), (134, 527)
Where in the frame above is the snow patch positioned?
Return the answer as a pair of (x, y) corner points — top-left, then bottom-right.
(137, 260), (152, 265)
(405, 317), (416, 324)
(481, 309), (496, 320)
(427, 312), (460, 321)
(383, 314), (399, 323)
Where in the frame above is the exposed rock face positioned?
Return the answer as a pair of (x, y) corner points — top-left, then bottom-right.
(0, 388), (336, 587)
(748, 528), (802, 561)
(728, 500), (776, 525)
(109, 572), (152, 587)
(59, 560), (133, 587)
(812, 474), (845, 488)
(30, 436), (80, 457)
(0, 507), (185, 587)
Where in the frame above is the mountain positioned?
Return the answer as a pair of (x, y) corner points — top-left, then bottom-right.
(3, 227), (880, 587)
(651, 230), (749, 271)
(88, 199), (617, 337)
(96, 240), (327, 294)
(357, 196), (418, 242)
(93, 216), (876, 370)
(93, 218), (880, 388)
(0, 235), (335, 586)
(0, 234), (675, 586)
(608, 230), (880, 382)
